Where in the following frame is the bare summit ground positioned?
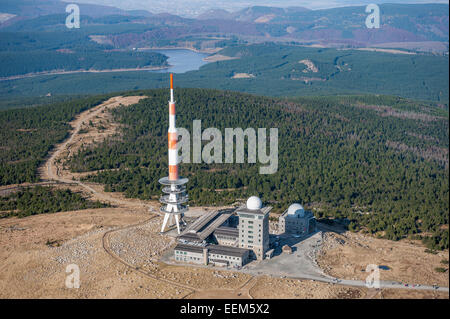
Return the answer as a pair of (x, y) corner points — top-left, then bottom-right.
(0, 96), (448, 299)
(317, 225), (449, 288)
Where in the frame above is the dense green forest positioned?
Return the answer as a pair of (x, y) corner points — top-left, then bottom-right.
(0, 27), (168, 77)
(0, 50), (168, 77)
(1, 44), (447, 102)
(60, 88), (449, 249)
(0, 94), (112, 184)
(0, 186), (108, 218)
(0, 94), (90, 111)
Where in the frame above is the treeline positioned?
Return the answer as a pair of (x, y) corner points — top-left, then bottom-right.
(215, 44), (449, 102)
(0, 186), (109, 218)
(0, 27), (168, 77)
(2, 44), (448, 102)
(0, 50), (168, 77)
(65, 88), (448, 248)
(0, 94), (112, 185)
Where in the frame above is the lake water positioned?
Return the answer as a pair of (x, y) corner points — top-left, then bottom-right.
(148, 49), (209, 74)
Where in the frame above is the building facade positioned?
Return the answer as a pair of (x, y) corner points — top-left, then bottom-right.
(213, 226), (239, 246)
(174, 243), (249, 267)
(279, 203), (316, 236)
(174, 196), (271, 266)
(236, 197), (271, 260)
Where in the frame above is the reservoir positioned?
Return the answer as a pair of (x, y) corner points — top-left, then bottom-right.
(147, 49), (209, 73)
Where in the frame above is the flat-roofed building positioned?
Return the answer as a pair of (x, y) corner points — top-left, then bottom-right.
(174, 243), (208, 265)
(236, 196), (271, 260)
(208, 245), (250, 267)
(178, 209), (233, 244)
(279, 203), (316, 236)
(173, 243), (249, 267)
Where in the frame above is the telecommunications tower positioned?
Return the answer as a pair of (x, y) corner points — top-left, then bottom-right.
(159, 74), (188, 234)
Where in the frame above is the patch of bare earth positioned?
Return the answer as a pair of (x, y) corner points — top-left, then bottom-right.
(356, 48), (416, 55)
(203, 54), (239, 62)
(249, 276), (367, 299)
(0, 208), (194, 298)
(299, 59), (319, 73)
(232, 73), (255, 79)
(317, 230), (449, 288)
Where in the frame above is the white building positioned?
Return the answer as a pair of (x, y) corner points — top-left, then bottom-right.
(279, 203), (316, 236)
(236, 196), (271, 260)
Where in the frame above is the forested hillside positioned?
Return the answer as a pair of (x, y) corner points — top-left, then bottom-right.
(0, 186), (108, 218)
(0, 28), (168, 78)
(60, 89), (449, 249)
(1, 44), (447, 102)
(0, 95), (111, 184)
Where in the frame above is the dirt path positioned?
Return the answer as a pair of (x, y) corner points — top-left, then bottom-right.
(101, 216), (197, 298)
(39, 95), (154, 209)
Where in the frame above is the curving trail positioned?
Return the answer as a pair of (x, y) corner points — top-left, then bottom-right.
(40, 95), (153, 208)
(101, 216), (197, 298)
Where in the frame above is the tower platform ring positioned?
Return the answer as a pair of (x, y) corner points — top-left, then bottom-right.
(159, 196), (189, 205)
(162, 186), (186, 194)
(160, 207), (188, 214)
(158, 177), (189, 186)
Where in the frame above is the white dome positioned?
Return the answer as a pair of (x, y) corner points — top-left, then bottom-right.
(287, 203), (305, 217)
(246, 196), (262, 210)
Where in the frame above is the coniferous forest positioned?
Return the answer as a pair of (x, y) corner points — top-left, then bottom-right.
(62, 89), (447, 250)
(0, 88), (448, 249)
(0, 94), (112, 184)
(0, 186), (109, 218)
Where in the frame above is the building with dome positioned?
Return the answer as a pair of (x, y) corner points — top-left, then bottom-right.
(236, 196), (272, 260)
(173, 195), (272, 266)
(279, 203), (316, 236)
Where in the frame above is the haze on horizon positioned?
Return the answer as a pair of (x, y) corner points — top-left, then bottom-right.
(63, 0), (450, 17)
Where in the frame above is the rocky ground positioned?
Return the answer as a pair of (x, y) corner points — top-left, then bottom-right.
(317, 227), (449, 288)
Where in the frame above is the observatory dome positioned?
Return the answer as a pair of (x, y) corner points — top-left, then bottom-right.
(287, 203), (305, 217)
(247, 196), (262, 210)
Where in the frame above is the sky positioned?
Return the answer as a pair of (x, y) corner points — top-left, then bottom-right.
(64, 0), (450, 17)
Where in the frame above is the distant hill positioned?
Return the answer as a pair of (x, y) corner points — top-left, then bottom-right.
(0, 0), (152, 18)
(1, 2), (448, 51)
(1, 44), (447, 103)
(197, 9), (235, 20)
